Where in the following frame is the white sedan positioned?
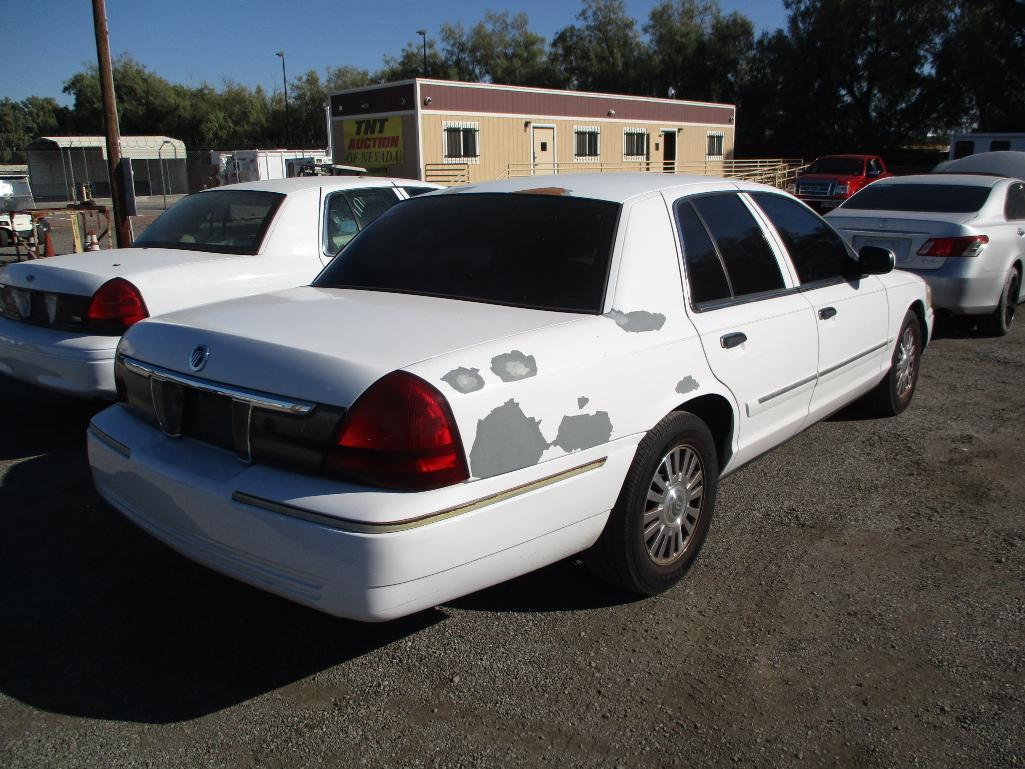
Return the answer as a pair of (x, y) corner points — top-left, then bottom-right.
(87, 174), (932, 622)
(826, 173), (1024, 335)
(0, 176), (439, 398)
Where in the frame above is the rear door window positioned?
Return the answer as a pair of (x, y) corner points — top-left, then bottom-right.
(751, 192), (855, 284)
(676, 201), (732, 304)
(690, 194), (785, 297)
(1005, 182), (1025, 220)
(401, 186), (436, 197)
(323, 187), (401, 256)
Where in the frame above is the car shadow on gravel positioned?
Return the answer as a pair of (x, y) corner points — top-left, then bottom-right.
(446, 558), (639, 614)
(0, 377), (442, 724)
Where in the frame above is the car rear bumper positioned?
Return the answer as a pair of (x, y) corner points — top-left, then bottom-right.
(903, 269), (1006, 315)
(0, 315), (117, 398)
(87, 404), (633, 622)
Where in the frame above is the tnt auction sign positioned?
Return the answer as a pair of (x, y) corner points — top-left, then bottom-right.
(342, 118), (403, 169)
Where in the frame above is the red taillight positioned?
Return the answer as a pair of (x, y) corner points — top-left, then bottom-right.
(87, 278), (148, 333)
(324, 371), (469, 491)
(917, 235), (989, 258)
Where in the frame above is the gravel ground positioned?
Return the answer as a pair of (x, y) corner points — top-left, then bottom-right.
(0, 318), (1022, 768)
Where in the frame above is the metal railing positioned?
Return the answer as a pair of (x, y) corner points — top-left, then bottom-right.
(424, 162), (470, 186)
(503, 158), (808, 191)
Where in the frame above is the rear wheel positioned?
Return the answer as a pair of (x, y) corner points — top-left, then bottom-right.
(981, 268), (1019, 337)
(586, 412), (718, 595)
(863, 310), (921, 416)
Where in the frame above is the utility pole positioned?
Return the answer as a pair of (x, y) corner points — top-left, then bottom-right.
(91, 0), (132, 247)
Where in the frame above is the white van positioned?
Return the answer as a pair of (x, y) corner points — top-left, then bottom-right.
(950, 133), (1025, 160)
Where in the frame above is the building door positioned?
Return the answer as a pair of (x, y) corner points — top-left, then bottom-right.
(662, 130), (677, 173)
(532, 126), (556, 174)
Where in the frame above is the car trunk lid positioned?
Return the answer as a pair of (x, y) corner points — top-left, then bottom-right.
(827, 211), (981, 270)
(117, 286), (586, 408)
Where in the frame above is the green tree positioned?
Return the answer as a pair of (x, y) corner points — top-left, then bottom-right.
(550, 0), (644, 93)
(934, 0), (1025, 131)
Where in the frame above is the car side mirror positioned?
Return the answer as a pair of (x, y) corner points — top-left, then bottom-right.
(856, 245), (895, 275)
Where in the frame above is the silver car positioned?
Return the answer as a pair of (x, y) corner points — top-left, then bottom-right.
(826, 173), (1024, 335)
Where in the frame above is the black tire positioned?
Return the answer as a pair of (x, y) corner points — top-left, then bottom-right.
(585, 411), (718, 596)
(863, 310), (921, 416)
(980, 268), (1019, 337)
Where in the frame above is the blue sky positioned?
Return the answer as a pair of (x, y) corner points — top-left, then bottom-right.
(3, 0), (786, 104)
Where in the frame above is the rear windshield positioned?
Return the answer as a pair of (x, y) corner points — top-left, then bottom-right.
(314, 193), (620, 313)
(135, 190), (284, 254)
(806, 158), (863, 175)
(840, 184), (993, 213)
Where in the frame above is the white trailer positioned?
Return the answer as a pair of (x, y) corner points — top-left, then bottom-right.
(950, 133), (1025, 160)
(224, 149), (331, 183)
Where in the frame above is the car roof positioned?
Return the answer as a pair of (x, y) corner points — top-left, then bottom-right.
(869, 173), (1003, 188)
(203, 176), (438, 194)
(442, 173), (759, 204)
(933, 150), (1025, 180)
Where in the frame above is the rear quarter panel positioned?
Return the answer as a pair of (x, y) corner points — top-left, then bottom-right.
(406, 193), (734, 485)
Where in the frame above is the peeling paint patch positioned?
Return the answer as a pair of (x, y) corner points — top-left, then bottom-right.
(441, 367), (485, 394)
(676, 375), (699, 395)
(490, 350), (538, 382)
(577, 396), (589, 409)
(605, 309), (666, 333)
(470, 400), (548, 478)
(551, 411), (613, 452)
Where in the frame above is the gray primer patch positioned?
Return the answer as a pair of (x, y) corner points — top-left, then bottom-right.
(441, 367), (485, 394)
(490, 350), (538, 382)
(605, 309), (667, 333)
(551, 411), (613, 452)
(676, 375), (699, 395)
(470, 400), (548, 478)
(577, 396), (589, 409)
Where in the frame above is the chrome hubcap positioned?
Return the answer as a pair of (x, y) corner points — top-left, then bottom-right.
(643, 445), (704, 566)
(895, 326), (916, 398)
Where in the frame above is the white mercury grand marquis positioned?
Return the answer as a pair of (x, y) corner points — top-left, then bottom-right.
(87, 174), (933, 622)
(0, 176), (439, 398)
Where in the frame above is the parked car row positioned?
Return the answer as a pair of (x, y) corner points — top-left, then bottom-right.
(0, 158), (1019, 623)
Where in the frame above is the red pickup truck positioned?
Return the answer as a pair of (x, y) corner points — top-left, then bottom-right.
(795, 154), (891, 211)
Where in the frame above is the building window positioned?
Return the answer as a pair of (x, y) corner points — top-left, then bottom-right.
(574, 126), (600, 161)
(706, 131), (724, 159)
(624, 128), (648, 160)
(443, 122), (479, 164)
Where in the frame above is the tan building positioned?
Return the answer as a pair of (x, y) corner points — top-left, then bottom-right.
(329, 79), (736, 185)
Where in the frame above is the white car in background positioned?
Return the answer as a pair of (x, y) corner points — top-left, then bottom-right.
(826, 171), (1024, 335)
(88, 174), (932, 622)
(0, 177), (439, 398)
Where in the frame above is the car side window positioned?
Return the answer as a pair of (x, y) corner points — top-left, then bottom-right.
(324, 193), (359, 255)
(751, 192), (855, 284)
(1005, 182), (1025, 221)
(676, 201), (732, 304)
(346, 188), (400, 229)
(690, 193), (785, 297)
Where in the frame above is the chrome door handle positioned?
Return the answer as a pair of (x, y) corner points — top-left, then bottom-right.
(819, 307), (837, 320)
(1017, 228), (1024, 236)
(720, 332), (747, 349)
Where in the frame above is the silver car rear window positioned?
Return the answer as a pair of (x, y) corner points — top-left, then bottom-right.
(840, 184), (992, 213)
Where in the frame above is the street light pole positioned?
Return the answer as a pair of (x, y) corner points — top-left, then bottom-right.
(276, 51), (291, 146)
(417, 30), (428, 77)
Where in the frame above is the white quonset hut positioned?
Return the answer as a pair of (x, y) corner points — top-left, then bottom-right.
(27, 135), (187, 202)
